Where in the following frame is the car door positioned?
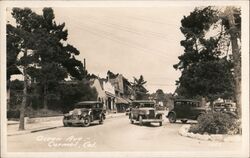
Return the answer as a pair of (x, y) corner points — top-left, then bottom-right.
(175, 101), (187, 118)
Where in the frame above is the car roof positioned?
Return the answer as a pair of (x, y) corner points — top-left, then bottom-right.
(131, 100), (155, 104)
(174, 99), (200, 102)
(76, 101), (103, 105)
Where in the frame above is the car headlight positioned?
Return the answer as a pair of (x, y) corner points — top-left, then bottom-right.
(69, 111), (73, 115)
(146, 111), (150, 115)
(82, 112), (87, 117)
(78, 110), (81, 115)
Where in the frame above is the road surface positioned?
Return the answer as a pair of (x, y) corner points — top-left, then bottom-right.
(7, 115), (242, 152)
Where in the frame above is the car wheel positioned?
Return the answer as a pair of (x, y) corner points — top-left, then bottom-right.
(82, 116), (91, 127)
(63, 121), (68, 127)
(197, 113), (205, 120)
(168, 113), (176, 123)
(99, 115), (104, 124)
(130, 118), (134, 124)
(181, 120), (187, 124)
(139, 116), (143, 126)
(158, 115), (163, 126)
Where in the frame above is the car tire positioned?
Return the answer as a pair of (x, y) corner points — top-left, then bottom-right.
(63, 121), (68, 127)
(197, 113), (205, 120)
(82, 116), (91, 127)
(139, 116), (143, 126)
(181, 120), (187, 124)
(159, 115), (163, 126)
(159, 121), (162, 126)
(130, 118), (134, 124)
(168, 112), (176, 123)
(99, 115), (104, 124)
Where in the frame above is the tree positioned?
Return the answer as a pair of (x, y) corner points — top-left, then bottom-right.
(11, 8), (86, 109)
(8, 7), (87, 129)
(7, 8), (37, 130)
(155, 89), (165, 102)
(219, 7), (241, 116)
(59, 80), (98, 113)
(174, 7), (237, 106)
(131, 75), (148, 100)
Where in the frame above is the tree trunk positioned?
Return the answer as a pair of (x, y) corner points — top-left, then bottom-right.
(227, 7), (241, 117)
(19, 48), (28, 130)
(43, 83), (48, 109)
(231, 35), (241, 117)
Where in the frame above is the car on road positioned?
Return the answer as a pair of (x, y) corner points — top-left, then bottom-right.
(129, 100), (163, 126)
(63, 101), (106, 127)
(125, 107), (131, 115)
(166, 99), (207, 123)
(213, 102), (237, 118)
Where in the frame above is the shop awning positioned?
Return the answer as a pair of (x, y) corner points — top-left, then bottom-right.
(105, 91), (116, 98)
(115, 97), (130, 104)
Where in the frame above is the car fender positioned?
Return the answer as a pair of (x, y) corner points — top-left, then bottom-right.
(196, 112), (205, 119)
(156, 113), (162, 118)
(102, 112), (106, 119)
(167, 111), (176, 118)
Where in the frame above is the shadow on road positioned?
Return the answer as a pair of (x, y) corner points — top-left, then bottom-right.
(129, 122), (162, 128)
(62, 122), (103, 128)
(169, 121), (197, 125)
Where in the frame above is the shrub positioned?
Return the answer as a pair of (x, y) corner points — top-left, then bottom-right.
(189, 112), (240, 135)
(7, 110), (20, 118)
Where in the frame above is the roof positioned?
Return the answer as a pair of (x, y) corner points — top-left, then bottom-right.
(116, 97), (130, 104)
(105, 91), (116, 98)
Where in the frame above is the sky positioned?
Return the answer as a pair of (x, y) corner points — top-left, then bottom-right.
(7, 6), (196, 93)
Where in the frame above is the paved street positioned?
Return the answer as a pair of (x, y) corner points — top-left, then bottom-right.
(8, 115), (242, 152)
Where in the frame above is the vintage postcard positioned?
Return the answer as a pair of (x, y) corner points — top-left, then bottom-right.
(0, 0), (249, 158)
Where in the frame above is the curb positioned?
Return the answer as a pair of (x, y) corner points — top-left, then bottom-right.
(8, 114), (124, 136)
(179, 125), (242, 142)
(8, 126), (63, 136)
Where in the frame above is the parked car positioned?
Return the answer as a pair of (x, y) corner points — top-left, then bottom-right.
(125, 107), (131, 115)
(63, 101), (106, 127)
(129, 100), (163, 126)
(166, 99), (207, 123)
(213, 102), (237, 118)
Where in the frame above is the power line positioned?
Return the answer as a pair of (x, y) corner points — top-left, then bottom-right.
(68, 17), (178, 61)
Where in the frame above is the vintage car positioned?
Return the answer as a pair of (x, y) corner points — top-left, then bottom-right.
(167, 99), (207, 123)
(129, 100), (163, 126)
(63, 101), (106, 127)
(125, 107), (131, 115)
(213, 102), (237, 118)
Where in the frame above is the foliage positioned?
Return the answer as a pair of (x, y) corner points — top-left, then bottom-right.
(58, 80), (98, 113)
(131, 75), (148, 100)
(189, 112), (240, 135)
(7, 110), (21, 119)
(174, 6), (236, 102)
(176, 58), (235, 101)
(8, 8), (87, 109)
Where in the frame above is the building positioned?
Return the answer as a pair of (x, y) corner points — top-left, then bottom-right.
(90, 78), (116, 112)
(108, 74), (133, 112)
(91, 73), (133, 113)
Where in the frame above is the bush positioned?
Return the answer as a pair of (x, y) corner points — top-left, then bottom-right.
(189, 112), (240, 135)
(7, 110), (20, 118)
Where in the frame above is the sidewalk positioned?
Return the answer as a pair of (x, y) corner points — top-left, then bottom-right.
(7, 112), (126, 136)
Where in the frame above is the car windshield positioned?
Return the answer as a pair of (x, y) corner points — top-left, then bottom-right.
(75, 103), (103, 109)
(175, 101), (200, 107)
(132, 102), (154, 108)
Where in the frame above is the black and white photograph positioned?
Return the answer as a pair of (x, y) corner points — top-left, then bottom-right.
(0, 1), (249, 158)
